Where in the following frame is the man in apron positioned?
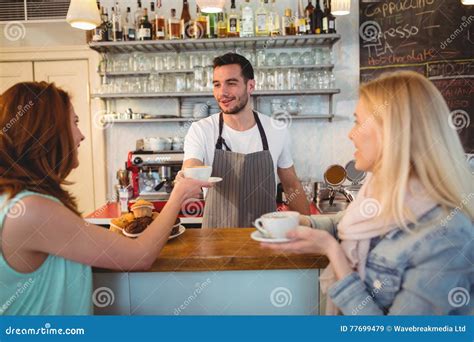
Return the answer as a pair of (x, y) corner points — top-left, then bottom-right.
(181, 53), (310, 228)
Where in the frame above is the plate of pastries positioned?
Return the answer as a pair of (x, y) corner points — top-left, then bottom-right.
(110, 199), (184, 239)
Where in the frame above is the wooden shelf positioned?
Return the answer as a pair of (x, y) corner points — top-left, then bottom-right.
(89, 34), (341, 54)
(91, 89), (340, 99)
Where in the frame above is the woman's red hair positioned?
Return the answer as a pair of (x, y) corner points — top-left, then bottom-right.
(0, 82), (80, 215)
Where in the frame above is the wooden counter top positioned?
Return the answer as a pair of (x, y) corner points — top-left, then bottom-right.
(95, 228), (329, 273)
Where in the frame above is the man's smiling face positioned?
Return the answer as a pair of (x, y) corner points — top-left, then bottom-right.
(213, 64), (255, 115)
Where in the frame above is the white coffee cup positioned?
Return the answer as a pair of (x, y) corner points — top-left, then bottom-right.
(281, 211), (300, 222)
(183, 166), (212, 181)
(253, 211), (300, 239)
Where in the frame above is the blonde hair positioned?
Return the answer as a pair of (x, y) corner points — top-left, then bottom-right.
(359, 71), (473, 228)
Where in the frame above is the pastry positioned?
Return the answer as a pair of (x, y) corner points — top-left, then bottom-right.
(110, 213), (135, 233)
(171, 218), (181, 236)
(131, 199), (154, 218)
(109, 221), (123, 234)
(124, 216), (154, 236)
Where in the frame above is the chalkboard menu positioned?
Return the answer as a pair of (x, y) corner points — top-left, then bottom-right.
(359, 0), (474, 152)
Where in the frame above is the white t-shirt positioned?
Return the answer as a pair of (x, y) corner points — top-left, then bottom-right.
(184, 112), (294, 181)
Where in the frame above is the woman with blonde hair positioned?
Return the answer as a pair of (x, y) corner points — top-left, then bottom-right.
(0, 82), (212, 315)
(264, 71), (473, 315)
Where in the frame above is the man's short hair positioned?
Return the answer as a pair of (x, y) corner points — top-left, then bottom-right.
(213, 53), (255, 82)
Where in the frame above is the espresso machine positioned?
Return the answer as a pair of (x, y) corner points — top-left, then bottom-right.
(126, 150), (184, 200)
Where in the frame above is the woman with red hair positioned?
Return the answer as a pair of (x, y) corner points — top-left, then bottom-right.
(0, 82), (211, 315)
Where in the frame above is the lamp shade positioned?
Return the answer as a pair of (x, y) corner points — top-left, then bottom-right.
(331, 0), (351, 15)
(461, 0), (474, 4)
(195, 0), (226, 13)
(66, 0), (101, 30)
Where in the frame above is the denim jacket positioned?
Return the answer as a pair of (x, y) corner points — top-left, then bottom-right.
(308, 206), (474, 315)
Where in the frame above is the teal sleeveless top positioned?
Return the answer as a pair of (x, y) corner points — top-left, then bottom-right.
(0, 191), (92, 315)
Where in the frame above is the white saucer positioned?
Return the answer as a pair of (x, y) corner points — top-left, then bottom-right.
(208, 177), (223, 183)
(169, 225), (186, 240)
(122, 224), (185, 239)
(122, 229), (141, 238)
(250, 230), (292, 243)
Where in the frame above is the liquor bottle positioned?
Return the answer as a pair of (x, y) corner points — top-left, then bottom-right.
(312, 0), (323, 34)
(149, 1), (156, 39)
(255, 0), (269, 36)
(154, 0), (166, 40)
(305, 0), (314, 34)
(322, 0), (328, 34)
(268, 0), (280, 36)
(227, 0), (240, 37)
(324, 0), (336, 33)
(124, 7), (136, 40)
(194, 5), (208, 39)
(217, 12), (227, 38)
(180, 0), (192, 39)
(112, 2), (123, 41)
(135, 1), (145, 32)
(322, 0), (336, 33)
(240, 0), (254, 37)
(106, 7), (114, 41)
(282, 8), (295, 36)
(93, 6), (107, 41)
(205, 13), (217, 38)
(137, 8), (152, 40)
(110, 6), (115, 40)
(168, 8), (181, 40)
(296, 0), (307, 35)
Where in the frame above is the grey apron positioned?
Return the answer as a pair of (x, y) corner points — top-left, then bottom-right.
(202, 111), (276, 228)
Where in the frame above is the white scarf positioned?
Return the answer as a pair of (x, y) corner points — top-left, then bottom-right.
(319, 174), (437, 315)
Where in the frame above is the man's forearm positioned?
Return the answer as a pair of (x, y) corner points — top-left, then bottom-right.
(284, 182), (311, 215)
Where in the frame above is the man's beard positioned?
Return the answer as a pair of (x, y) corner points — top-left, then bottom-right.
(219, 95), (249, 115)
